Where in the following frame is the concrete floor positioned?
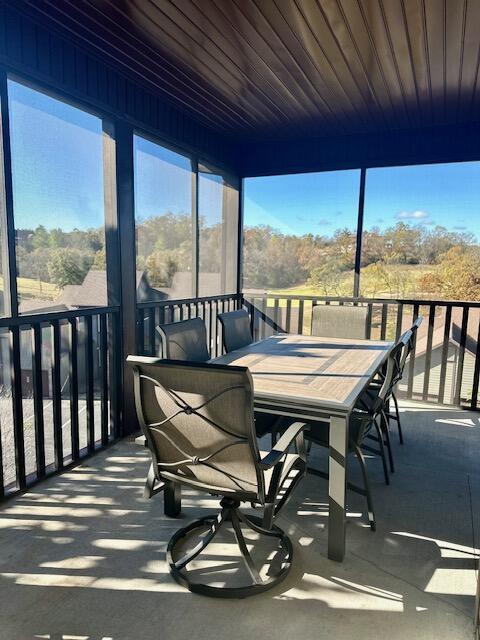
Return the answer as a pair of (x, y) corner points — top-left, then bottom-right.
(0, 401), (479, 640)
(1, 398), (105, 486)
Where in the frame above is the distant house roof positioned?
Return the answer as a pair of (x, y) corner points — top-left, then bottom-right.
(402, 307), (480, 358)
(58, 270), (110, 308)
(19, 298), (69, 314)
(18, 270), (167, 314)
(17, 269), (226, 316)
(158, 271), (225, 298)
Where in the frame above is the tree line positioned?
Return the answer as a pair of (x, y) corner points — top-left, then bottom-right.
(16, 225), (105, 290)
(17, 212), (224, 294)
(243, 222), (480, 300)
(17, 216), (480, 302)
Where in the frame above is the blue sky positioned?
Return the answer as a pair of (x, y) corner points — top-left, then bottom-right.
(8, 78), (480, 242)
(8, 79), (105, 232)
(245, 162), (480, 241)
(134, 134), (192, 223)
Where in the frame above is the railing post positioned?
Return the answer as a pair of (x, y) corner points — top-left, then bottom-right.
(0, 70), (18, 318)
(353, 168), (366, 298)
(236, 178), (244, 301)
(103, 121), (123, 437)
(192, 157), (199, 298)
(114, 120), (138, 436)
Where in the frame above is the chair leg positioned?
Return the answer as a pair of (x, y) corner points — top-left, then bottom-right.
(231, 510), (262, 584)
(173, 511), (225, 571)
(373, 418), (390, 485)
(270, 416), (284, 447)
(143, 463), (164, 499)
(392, 393), (404, 444)
(381, 410), (395, 473)
(354, 445), (376, 531)
(143, 463), (155, 499)
(167, 497), (293, 598)
(164, 479), (182, 517)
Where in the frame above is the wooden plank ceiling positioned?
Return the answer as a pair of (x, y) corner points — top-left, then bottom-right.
(13, 0), (480, 142)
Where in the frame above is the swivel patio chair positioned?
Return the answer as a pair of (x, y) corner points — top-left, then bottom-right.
(218, 308), (288, 445)
(128, 356), (307, 598)
(156, 317), (210, 362)
(138, 319), (210, 496)
(311, 304), (369, 339)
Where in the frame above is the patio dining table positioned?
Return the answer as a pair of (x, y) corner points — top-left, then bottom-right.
(212, 333), (394, 562)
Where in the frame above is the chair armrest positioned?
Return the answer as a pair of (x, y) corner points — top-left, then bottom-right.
(259, 421), (308, 470)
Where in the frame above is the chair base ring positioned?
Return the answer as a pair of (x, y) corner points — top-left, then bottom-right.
(167, 513), (293, 598)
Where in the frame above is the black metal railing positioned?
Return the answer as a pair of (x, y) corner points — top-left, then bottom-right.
(136, 293), (241, 358)
(243, 294), (480, 410)
(7, 289), (474, 503)
(0, 306), (121, 500)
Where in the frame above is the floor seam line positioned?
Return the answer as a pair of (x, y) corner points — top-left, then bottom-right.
(350, 549), (473, 621)
(468, 472), (479, 634)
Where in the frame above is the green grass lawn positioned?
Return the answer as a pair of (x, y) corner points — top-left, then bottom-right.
(0, 276), (60, 301)
(243, 264), (438, 339)
(251, 264), (437, 301)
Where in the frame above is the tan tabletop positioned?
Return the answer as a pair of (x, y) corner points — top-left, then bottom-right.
(213, 334), (393, 419)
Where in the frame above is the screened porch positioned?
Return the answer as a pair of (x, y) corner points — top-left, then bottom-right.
(0, 1), (479, 639)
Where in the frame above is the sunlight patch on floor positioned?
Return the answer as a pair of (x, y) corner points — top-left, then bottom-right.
(435, 417), (479, 428)
(284, 573), (405, 611)
(40, 556), (106, 570)
(425, 568), (477, 596)
(1, 572), (184, 592)
(391, 531), (480, 556)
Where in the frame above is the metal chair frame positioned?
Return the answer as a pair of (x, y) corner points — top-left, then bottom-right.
(361, 330), (414, 477)
(387, 316), (423, 443)
(306, 409), (386, 531)
(128, 356), (307, 598)
(370, 316), (423, 446)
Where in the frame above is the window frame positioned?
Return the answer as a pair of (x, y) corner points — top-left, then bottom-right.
(1, 71), (118, 316)
(241, 167), (363, 297)
(241, 159), (480, 301)
(133, 128), (241, 302)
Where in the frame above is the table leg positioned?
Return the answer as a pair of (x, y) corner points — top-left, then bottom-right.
(328, 415), (348, 562)
(164, 480), (181, 517)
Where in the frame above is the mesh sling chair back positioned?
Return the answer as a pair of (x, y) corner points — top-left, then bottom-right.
(127, 356), (307, 598)
(218, 308), (253, 353)
(156, 317), (209, 362)
(311, 304), (369, 339)
(218, 308), (287, 444)
(359, 329), (414, 478)
(379, 315), (424, 445)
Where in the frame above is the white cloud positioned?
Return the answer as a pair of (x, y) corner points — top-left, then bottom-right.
(395, 210), (430, 221)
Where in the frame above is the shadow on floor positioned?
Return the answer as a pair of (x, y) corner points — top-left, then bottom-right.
(0, 402), (477, 640)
